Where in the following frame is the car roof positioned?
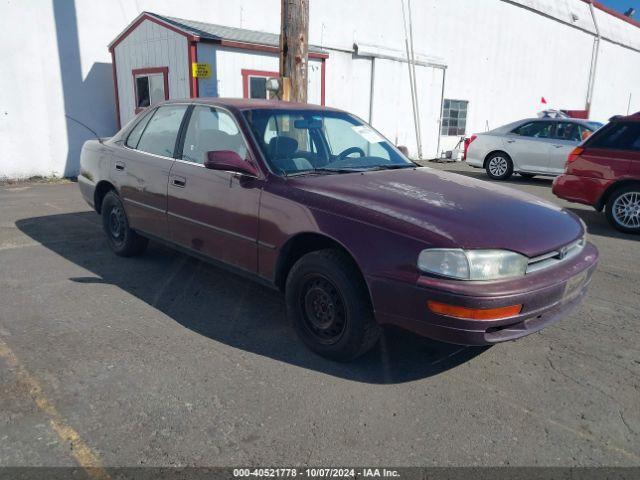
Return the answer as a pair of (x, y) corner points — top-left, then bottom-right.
(487, 117), (600, 135)
(517, 117), (598, 126)
(161, 97), (342, 112)
(612, 112), (640, 122)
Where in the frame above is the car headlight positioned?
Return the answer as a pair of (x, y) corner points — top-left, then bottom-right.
(417, 249), (528, 281)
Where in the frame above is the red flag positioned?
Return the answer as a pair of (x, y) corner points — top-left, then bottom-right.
(541, 97), (548, 104)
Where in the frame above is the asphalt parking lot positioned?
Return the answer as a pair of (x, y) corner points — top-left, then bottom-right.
(1, 162), (639, 469)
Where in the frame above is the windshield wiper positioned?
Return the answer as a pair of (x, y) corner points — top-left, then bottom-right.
(314, 167), (365, 173)
(368, 164), (416, 170)
(284, 165), (415, 177)
(284, 168), (343, 177)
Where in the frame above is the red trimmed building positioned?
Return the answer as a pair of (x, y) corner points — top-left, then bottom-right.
(109, 12), (328, 128)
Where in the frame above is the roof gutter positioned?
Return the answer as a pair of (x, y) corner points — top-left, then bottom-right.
(585, 0), (601, 113)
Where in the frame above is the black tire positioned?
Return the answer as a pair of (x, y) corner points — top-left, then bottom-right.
(285, 249), (381, 361)
(101, 190), (148, 256)
(605, 185), (640, 234)
(520, 173), (536, 179)
(485, 152), (513, 180)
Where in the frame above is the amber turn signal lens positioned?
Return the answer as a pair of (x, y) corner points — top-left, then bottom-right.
(427, 301), (522, 320)
(567, 147), (584, 165)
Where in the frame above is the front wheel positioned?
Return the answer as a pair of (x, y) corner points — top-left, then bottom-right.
(285, 249), (381, 361)
(606, 186), (640, 234)
(485, 153), (513, 180)
(101, 191), (148, 256)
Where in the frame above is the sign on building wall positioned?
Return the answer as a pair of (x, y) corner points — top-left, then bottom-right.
(192, 63), (212, 79)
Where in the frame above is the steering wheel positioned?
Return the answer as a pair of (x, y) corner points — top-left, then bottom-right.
(337, 146), (366, 161)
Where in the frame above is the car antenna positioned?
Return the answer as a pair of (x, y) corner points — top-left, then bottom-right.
(64, 114), (103, 144)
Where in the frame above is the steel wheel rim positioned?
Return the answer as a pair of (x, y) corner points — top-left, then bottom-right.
(300, 275), (347, 345)
(612, 191), (640, 229)
(489, 157), (508, 177)
(108, 205), (126, 242)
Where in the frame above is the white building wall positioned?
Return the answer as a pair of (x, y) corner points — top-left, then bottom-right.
(114, 19), (190, 126)
(309, 0), (637, 154)
(1, 0), (640, 178)
(211, 47), (323, 105)
(323, 51), (372, 122)
(590, 41), (640, 121)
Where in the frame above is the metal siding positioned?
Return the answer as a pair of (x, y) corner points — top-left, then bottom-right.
(115, 19), (189, 125)
(196, 42), (219, 98)
(213, 47), (322, 104)
(590, 40), (640, 120)
(324, 51), (372, 122)
(369, 59), (443, 158)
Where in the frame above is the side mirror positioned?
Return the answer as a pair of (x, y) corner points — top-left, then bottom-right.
(397, 145), (409, 157)
(205, 151), (258, 177)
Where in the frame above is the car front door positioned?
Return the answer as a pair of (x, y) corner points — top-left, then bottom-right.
(113, 104), (189, 238)
(547, 121), (588, 174)
(167, 105), (263, 273)
(504, 121), (555, 173)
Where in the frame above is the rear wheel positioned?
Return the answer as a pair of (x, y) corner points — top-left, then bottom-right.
(285, 249), (381, 361)
(606, 186), (640, 234)
(101, 191), (148, 256)
(485, 153), (513, 180)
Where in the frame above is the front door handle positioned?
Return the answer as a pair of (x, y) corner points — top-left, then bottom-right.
(115, 161), (125, 171)
(506, 140), (516, 144)
(552, 145), (564, 148)
(171, 176), (186, 188)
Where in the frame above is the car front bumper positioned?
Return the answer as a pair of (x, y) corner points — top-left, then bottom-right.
(367, 242), (599, 346)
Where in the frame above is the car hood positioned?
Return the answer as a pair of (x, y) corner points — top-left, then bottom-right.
(288, 167), (583, 257)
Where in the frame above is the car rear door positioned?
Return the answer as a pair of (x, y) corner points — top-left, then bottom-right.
(167, 104), (262, 273)
(503, 121), (554, 173)
(113, 104), (189, 238)
(547, 121), (587, 174)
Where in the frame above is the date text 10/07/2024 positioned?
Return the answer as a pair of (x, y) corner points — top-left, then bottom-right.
(233, 468), (401, 478)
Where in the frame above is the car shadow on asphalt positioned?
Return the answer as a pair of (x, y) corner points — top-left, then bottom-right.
(16, 212), (490, 385)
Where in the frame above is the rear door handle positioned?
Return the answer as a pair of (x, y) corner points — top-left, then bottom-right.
(171, 176), (186, 188)
(115, 161), (125, 171)
(552, 145), (564, 148)
(506, 140), (516, 144)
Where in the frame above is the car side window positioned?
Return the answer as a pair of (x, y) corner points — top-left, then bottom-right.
(554, 122), (582, 142)
(181, 106), (248, 164)
(512, 122), (553, 139)
(125, 110), (154, 149)
(136, 105), (188, 158)
(588, 122), (640, 151)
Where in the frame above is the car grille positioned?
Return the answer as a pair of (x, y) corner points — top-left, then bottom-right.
(526, 237), (586, 274)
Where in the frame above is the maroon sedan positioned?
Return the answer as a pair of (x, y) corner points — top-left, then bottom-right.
(553, 113), (640, 233)
(79, 99), (598, 361)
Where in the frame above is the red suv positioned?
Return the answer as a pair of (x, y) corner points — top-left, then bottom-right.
(553, 113), (640, 233)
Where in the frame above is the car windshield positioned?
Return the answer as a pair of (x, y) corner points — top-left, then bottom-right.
(242, 108), (414, 175)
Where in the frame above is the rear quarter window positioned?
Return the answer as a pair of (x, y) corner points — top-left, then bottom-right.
(512, 121), (553, 138)
(586, 122), (640, 151)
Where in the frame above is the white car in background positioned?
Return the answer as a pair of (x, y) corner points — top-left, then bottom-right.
(465, 118), (603, 180)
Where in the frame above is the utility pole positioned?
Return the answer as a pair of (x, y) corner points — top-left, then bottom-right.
(279, 0), (309, 103)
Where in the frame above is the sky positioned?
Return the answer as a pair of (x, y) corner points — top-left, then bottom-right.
(600, 0), (640, 15)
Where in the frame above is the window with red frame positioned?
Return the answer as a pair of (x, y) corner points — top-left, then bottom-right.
(133, 67), (169, 113)
(242, 69), (278, 100)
